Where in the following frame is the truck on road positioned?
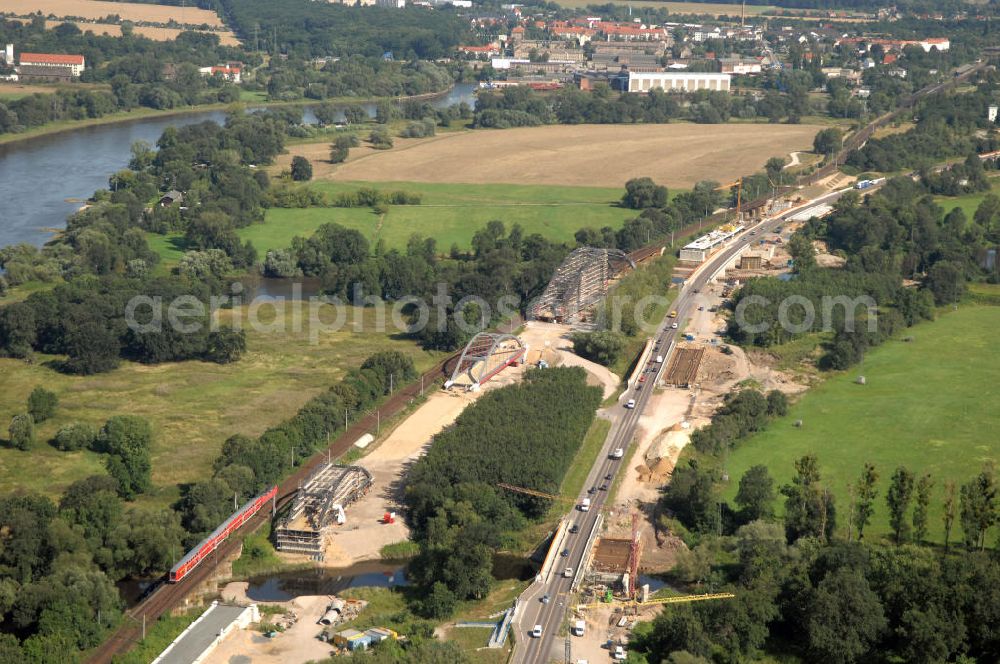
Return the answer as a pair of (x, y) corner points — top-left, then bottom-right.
(580, 498), (591, 512)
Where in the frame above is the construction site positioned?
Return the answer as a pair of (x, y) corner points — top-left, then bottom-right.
(530, 247), (637, 323)
(274, 463), (374, 560)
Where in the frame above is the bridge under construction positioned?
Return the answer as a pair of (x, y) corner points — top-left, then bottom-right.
(445, 332), (526, 390)
(531, 247), (635, 323)
(274, 463), (373, 559)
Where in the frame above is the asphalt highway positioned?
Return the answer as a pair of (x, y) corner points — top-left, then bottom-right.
(512, 186), (856, 664)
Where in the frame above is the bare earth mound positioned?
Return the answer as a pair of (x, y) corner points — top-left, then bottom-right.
(330, 123), (822, 188)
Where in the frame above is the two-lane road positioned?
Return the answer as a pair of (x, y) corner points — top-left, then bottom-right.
(513, 186), (857, 664)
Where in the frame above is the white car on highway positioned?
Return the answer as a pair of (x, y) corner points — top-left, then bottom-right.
(625, 399), (636, 409)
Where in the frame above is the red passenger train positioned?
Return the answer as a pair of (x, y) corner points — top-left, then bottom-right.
(169, 486), (278, 583)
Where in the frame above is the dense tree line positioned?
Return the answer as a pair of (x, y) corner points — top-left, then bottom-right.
(0, 477), (185, 661)
(256, 56), (455, 103)
(727, 171), (997, 369)
(848, 73), (1000, 172)
(219, 0), (470, 59)
(403, 368), (601, 615)
(647, 435), (1000, 664)
(473, 84), (817, 129)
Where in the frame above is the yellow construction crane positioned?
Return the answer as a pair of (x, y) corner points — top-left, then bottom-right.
(715, 177), (744, 223)
(575, 592), (736, 612)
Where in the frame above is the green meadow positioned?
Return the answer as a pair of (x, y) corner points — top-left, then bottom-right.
(719, 304), (1000, 544)
(242, 181), (641, 255)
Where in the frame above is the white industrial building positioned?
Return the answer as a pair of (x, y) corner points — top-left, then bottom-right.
(626, 71), (731, 93)
(679, 225), (744, 263)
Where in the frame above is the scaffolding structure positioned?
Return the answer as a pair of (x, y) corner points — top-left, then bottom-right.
(530, 247), (635, 323)
(446, 333), (526, 389)
(275, 463), (373, 559)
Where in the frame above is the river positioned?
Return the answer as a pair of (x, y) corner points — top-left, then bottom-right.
(0, 83), (478, 250)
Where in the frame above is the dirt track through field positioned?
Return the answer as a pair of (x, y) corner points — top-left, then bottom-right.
(329, 124), (822, 188)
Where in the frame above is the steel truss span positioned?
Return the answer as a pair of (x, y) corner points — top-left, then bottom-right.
(530, 247), (635, 323)
(446, 332), (526, 389)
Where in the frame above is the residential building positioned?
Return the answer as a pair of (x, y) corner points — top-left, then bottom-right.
(377, 0), (406, 6)
(198, 64), (241, 82)
(18, 52), (85, 80)
(718, 56), (762, 74)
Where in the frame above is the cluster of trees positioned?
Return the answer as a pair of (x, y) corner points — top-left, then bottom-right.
(848, 74), (1000, 172)
(260, 218), (569, 351)
(0, 20), (247, 135)
(219, 0), (470, 59)
(578, 178), (726, 253)
(404, 368), (601, 616)
(6, 387), (59, 450)
(0, 483), (186, 662)
(727, 172), (995, 368)
(0, 273), (246, 373)
(646, 447), (1000, 663)
(256, 56), (455, 102)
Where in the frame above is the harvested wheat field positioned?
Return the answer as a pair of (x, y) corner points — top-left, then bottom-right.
(5, 0), (225, 27)
(35, 20), (240, 44)
(329, 124), (823, 188)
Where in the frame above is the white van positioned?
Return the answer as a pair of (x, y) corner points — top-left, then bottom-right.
(564, 567), (574, 578)
(655, 355), (664, 363)
(573, 620), (585, 636)
(580, 498), (591, 512)
(532, 624), (543, 638)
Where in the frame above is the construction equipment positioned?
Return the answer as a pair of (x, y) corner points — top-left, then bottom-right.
(575, 592), (736, 612)
(714, 177), (744, 223)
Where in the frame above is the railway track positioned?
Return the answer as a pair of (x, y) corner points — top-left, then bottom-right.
(86, 350), (459, 663)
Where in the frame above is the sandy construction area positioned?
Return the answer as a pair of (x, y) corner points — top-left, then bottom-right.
(329, 124), (822, 188)
(5, 0), (225, 27)
(305, 324), (619, 567)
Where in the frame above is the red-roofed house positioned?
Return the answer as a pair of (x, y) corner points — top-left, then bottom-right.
(18, 52), (85, 77)
(458, 44), (501, 59)
(551, 25), (597, 44)
(199, 65), (241, 82)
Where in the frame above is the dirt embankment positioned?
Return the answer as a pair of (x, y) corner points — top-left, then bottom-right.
(608, 268), (809, 571)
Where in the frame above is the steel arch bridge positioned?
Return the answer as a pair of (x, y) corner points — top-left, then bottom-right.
(445, 333), (527, 390)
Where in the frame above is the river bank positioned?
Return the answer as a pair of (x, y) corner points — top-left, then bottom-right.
(0, 83), (477, 249)
(0, 84), (468, 148)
